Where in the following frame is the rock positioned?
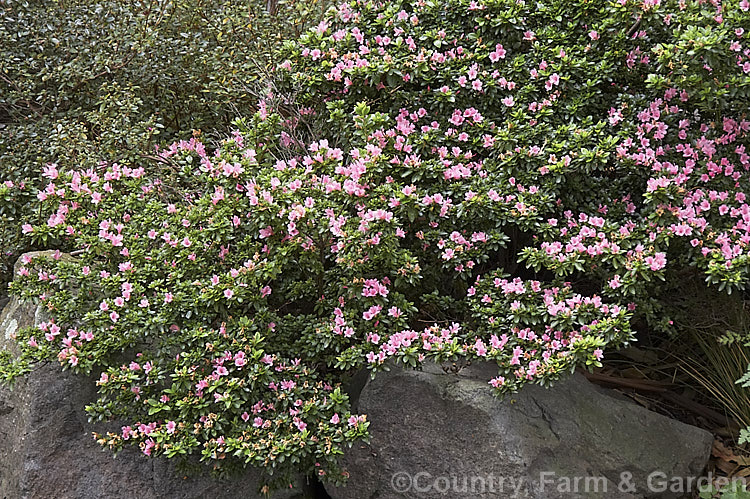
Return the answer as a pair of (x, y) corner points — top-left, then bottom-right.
(327, 362), (713, 499)
(0, 266), (305, 499)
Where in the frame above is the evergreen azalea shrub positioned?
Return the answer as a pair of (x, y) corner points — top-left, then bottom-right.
(2, 0), (750, 492)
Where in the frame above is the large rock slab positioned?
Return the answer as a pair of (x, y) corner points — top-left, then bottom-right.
(328, 362), (713, 499)
(0, 277), (304, 499)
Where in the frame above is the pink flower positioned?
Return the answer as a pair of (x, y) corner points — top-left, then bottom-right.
(111, 234), (123, 247)
(489, 376), (505, 388)
(362, 305), (382, 320)
(502, 96), (514, 107)
(224, 289), (234, 299)
(644, 252), (667, 271)
(211, 187), (225, 205)
(42, 164), (59, 179)
(474, 339), (487, 356)
(142, 439), (155, 456)
(608, 275), (622, 289)
(489, 43), (506, 62)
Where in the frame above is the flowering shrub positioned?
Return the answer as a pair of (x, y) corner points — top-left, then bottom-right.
(281, 0), (750, 321)
(2, 102), (625, 485)
(3, 0), (750, 491)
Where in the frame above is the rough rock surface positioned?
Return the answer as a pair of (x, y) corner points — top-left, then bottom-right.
(327, 362), (714, 499)
(0, 254), (304, 499)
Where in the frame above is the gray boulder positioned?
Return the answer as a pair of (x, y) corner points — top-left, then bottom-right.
(0, 258), (305, 499)
(327, 362), (714, 499)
